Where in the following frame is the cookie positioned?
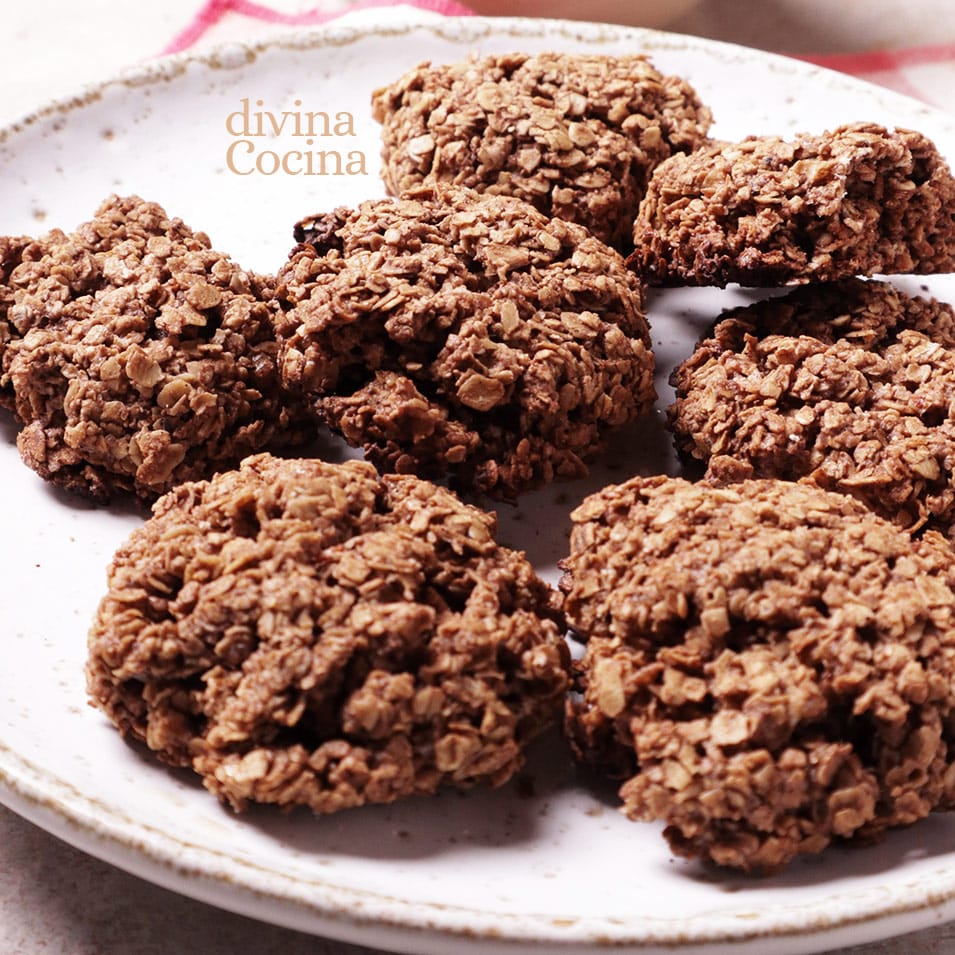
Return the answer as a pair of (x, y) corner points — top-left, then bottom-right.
(372, 52), (712, 250)
(562, 475), (955, 872)
(629, 123), (955, 286)
(87, 453), (570, 813)
(669, 278), (955, 536)
(275, 185), (656, 499)
(3, 195), (302, 501)
(0, 233), (36, 409)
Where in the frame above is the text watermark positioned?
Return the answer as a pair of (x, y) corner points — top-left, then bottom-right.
(225, 98), (367, 177)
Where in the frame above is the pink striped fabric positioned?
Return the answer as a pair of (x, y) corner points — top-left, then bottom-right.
(163, 0), (475, 55)
(160, 3), (954, 111)
(795, 43), (955, 106)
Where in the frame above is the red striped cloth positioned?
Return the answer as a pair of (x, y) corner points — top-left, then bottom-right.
(798, 44), (955, 107)
(161, 1), (954, 112)
(163, 0), (475, 55)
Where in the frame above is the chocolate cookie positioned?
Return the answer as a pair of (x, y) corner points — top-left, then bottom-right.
(0, 233), (36, 409)
(3, 195), (302, 501)
(629, 123), (955, 286)
(275, 185), (656, 498)
(87, 453), (569, 813)
(563, 475), (955, 872)
(670, 278), (955, 536)
(372, 52), (712, 250)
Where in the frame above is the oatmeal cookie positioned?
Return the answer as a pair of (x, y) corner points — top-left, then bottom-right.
(275, 185), (655, 499)
(372, 52), (712, 250)
(3, 195), (302, 501)
(563, 475), (955, 872)
(0, 233), (35, 409)
(629, 123), (955, 286)
(670, 278), (955, 536)
(87, 453), (569, 814)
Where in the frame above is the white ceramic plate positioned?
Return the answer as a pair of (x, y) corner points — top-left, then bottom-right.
(3, 13), (955, 955)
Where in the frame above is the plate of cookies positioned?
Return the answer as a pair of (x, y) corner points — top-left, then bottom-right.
(3, 11), (955, 954)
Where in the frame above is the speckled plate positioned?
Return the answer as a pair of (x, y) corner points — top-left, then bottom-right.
(3, 13), (955, 955)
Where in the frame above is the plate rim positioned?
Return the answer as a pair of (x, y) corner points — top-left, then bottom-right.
(3, 12), (955, 953)
(2, 11), (952, 139)
(7, 737), (955, 954)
